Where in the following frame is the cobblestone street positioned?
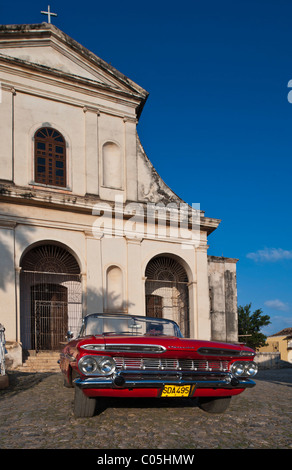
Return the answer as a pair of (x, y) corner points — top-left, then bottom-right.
(0, 368), (291, 450)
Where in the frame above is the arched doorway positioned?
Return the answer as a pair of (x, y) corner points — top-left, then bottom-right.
(20, 243), (82, 351)
(145, 255), (190, 337)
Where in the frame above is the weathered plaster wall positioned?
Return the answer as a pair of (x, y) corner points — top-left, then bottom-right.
(208, 255), (238, 342)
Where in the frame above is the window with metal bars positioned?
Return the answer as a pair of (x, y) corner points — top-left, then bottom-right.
(34, 127), (66, 188)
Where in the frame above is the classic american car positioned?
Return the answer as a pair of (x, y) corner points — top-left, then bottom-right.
(59, 313), (258, 417)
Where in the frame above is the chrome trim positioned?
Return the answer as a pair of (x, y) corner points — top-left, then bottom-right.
(81, 344), (105, 351)
(106, 344), (166, 353)
(113, 357), (229, 372)
(74, 370), (256, 390)
(80, 344), (167, 353)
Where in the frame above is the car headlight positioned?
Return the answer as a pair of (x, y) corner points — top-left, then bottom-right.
(97, 356), (116, 375)
(244, 361), (258, 377)
(230, 362), (245, 377)
(78, 355), (116, 376)
(79, 356), (98, 374)
(230, 361), (258, 377)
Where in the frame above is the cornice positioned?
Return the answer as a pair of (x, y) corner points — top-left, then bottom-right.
(0, 74), (139, 120)
(208, 255), (238, 263)
(0, 55), (143, 111)
(0, 182), (221, 235)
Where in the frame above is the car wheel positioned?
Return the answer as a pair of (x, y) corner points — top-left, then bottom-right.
(198, 396), (231, 414)
(73, 386), (96, 418)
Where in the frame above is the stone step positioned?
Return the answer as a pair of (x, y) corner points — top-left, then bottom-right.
(22, 362), (59, 368)
(24, 355), (60, 363)
(19, 351), (61, 372)
(18, 366), (60, 373)
(19, 365), (60, 372)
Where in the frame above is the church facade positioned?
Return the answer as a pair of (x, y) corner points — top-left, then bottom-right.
(0, 24), (238, 367)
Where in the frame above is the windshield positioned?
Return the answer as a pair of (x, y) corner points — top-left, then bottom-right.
(79, 313), (183, 338)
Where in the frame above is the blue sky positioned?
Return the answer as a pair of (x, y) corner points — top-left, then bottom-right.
(1, 0), (292, 335)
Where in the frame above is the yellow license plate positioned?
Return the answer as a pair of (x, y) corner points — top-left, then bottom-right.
(161, 385), (191, 397)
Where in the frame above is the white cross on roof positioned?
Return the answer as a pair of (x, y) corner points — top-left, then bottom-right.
(41, 5), (58, 24)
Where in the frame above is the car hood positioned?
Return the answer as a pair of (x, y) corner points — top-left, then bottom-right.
(77, 335), (255, 359)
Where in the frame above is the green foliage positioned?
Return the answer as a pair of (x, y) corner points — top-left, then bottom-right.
(238, 303), (271, 350)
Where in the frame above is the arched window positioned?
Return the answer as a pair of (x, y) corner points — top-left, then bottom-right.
(34, 127), (66, 187)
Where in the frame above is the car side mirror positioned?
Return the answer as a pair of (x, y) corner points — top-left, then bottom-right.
(67, 331), (74, 340)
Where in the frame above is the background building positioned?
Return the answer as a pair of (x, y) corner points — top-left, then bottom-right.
(0, 23), (238, 367)
(259, 328), (292, 364)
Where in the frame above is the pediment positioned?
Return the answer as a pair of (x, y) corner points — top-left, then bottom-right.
(0, 24), (148, 99)
(0, 44), (115, 85)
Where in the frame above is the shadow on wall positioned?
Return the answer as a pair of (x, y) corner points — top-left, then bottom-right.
(0, 224), (37, 292)
(86, 287), (135, 317)
(254, 352), (292, 369)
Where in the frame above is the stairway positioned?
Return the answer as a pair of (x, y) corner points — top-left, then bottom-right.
(20, 351), (61, 373)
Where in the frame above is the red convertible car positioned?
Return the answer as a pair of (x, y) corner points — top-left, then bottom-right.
(59, 313), (258, 417)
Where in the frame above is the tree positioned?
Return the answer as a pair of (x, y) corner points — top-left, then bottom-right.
(238, 303), (271, 350)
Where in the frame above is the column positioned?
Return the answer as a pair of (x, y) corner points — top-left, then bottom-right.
(0, 221), (17, 341)
(0, 86), (14, 181)
(84, 107), (99, 195)
(124, 117), (138, 201)
(196, 245), (211, 340)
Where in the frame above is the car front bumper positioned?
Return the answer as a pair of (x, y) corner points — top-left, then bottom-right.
(73, 369), (256, 390)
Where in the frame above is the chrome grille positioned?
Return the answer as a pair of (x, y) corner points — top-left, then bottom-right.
(113, 357), (229, 371)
